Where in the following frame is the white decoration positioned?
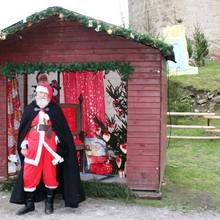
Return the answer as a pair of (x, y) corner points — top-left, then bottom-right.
(59, 13), (64, 19)
(14, 119), (20, 130)
(0, 32), (6, 40)
(130, 33), (135, 39)
(8, 136), (14, 147)
(103, 133), (111, 142)
(107, 29), (112, 35)
(8, 102), (13, 114)
(88, 20), (93, 27)
(95, 24), (101, 32)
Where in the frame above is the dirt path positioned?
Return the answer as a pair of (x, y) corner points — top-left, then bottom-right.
(1, 191), (220, 220)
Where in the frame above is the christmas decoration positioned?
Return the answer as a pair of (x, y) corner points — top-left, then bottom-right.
(0, 7), (174, 61)
(93, 81), (127, 176)
(1, 61), (134, 80)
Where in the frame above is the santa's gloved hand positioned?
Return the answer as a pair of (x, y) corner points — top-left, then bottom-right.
(52, 156), (64, 165)
(20, 140), (28, 149)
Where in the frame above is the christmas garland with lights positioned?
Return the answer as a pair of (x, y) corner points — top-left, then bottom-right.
(0, 7), (175, 61)
(1, 61), (134, 80)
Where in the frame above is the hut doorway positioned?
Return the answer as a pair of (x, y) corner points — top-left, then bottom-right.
(8, 71), (128, 181)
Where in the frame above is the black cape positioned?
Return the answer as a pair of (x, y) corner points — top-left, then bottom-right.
(10, 100), (85, 207)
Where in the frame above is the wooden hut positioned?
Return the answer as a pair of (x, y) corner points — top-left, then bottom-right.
(0, 7), (174, 192)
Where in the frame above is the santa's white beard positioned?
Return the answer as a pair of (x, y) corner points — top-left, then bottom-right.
(35, 96), (49, 108)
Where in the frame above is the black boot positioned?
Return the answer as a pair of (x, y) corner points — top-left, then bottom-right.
(17, 192), (35, 215)
(45, 189), (55, 214)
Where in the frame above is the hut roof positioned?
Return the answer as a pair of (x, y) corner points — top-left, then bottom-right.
(0, 6), (174, 61)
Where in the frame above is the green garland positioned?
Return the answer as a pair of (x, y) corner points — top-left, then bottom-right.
(1, 61), (134, 80)
(0, 7), (175, 61)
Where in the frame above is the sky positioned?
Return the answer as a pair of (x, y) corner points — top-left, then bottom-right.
(0, 0), (129, 30)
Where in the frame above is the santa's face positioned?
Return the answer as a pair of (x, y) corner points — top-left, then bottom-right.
(35, 91), (50, 108)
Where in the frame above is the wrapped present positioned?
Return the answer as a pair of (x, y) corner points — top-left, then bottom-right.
(88, 155), (108, 164)
(86, 155), (108, 170)
(90, 163), (113, 175)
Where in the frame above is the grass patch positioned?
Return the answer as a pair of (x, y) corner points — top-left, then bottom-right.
(82, 180), (135, 201)
(169, 59), (220, 91)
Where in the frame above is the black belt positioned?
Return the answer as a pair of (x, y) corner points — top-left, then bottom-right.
(30, 124), (51, 131)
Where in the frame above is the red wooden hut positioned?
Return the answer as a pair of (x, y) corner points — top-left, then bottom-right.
(0, 7), (174, 192)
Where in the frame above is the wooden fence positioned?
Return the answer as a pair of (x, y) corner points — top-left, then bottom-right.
(167, 112), (220, 140)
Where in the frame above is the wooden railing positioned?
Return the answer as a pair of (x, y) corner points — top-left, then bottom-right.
(167, 112), (220, 140)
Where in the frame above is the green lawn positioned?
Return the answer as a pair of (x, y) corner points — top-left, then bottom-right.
(170, 60), (220, 91)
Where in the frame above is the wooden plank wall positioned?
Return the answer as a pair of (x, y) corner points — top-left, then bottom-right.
(127, 61), (162, 190)
(159, 59), (167, 188)
(0, 73), (8, 180)
(0, 17), (165, 190)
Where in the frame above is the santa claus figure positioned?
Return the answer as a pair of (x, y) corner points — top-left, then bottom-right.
(10, 83), (85, 215)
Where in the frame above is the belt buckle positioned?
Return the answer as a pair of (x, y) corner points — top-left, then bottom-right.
(36, 124), (44, 131)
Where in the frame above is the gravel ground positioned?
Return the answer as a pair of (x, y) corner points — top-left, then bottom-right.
(1, 191), (220, 220)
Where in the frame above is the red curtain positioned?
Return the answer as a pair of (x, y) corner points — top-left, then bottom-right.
(63, 71), (106, 137)
(7, 78), (22, 155)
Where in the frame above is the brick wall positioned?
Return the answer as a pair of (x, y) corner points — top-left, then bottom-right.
(0, 73), (7, 180)
(128, 0), (220, 59)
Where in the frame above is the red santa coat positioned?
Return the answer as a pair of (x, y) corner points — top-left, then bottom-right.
(22, 110), (63, 190)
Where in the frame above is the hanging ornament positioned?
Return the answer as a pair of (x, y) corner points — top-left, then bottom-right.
(120, 143), (127, 154)
(59, 13), (64, 20)
(103, 132), (111, 142)
(88, 20), (93, 27)
(95, 24), (101, 32)
(116, 155), (122, 168)
(130, 33), (135, 39)
(107, 29), (112, 35)
(26, 22), (33, 27)
(0, 31), (6, 40)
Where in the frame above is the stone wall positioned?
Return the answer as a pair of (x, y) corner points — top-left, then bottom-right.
(128, 0), (220, 59)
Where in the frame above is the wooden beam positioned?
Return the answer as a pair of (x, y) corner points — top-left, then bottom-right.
(203, 116), (220, 119)
(205, 129), (220, 133)
(167, 112), (215, 116)
(167, 136), (220, 140)
(167, 125), (215, 129)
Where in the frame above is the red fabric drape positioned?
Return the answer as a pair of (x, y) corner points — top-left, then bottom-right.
(63, 71), (106, 137)
(7, 78), (22, 155)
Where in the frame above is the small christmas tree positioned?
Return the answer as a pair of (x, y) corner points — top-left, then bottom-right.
(94, 80), (127, 176)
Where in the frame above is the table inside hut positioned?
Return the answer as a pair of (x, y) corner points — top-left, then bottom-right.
(60, 102), (86, 173)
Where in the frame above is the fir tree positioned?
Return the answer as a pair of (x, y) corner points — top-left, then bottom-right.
(94, 80), (127, 175)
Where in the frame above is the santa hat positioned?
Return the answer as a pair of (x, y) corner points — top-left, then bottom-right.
(36, 83), (53, 100)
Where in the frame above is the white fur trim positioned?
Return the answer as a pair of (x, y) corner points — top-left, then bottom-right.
(45, 185), (58, 189)
(44, 113), (50, 121)
(39, 111), (45, 124)
(55, 136), (59, 144)
(24, 131), (44, 166)
(43, 141), (64, 165)
(24, 187), (36, 192)
(36, 85), (49, 94)
(21, 140), (28, 149)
